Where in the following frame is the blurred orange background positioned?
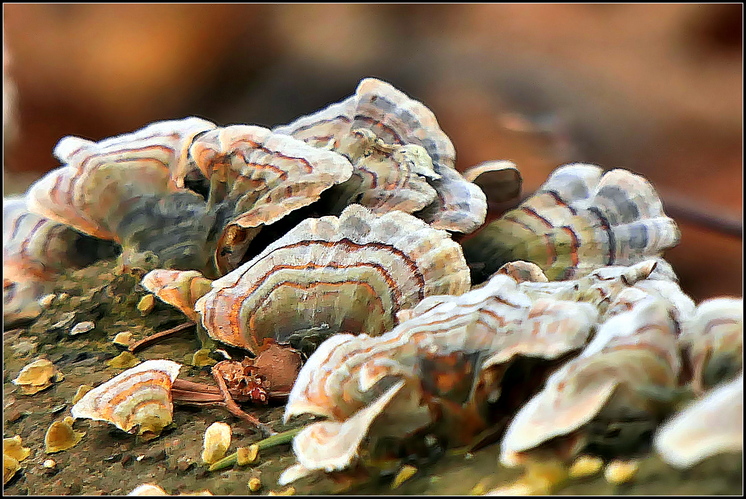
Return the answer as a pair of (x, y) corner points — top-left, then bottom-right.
(3, 4), (742, 301)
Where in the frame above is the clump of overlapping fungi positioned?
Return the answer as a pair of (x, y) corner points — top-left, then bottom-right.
(277, 165), (742, 491)
(4, 77), (493, 328)
(3, 76), (742, 494)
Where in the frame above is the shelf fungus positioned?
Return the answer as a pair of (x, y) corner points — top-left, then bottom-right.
(461, 164), (681, 283)
(27, 117), (214, 242)
(279, 273), (598, 485)
(3, 436), (31, 485)
(141, 269), (213, 322)
(513, 258), (695, 323)
(195, 204), (471, 354)
(71, 359), (182, 441)
(190, 125), (354, 274)
(653, 372), (743, 468)
(274, 77), (487, 234)
(677, 297), (742, 394)
(24, 118), (227, 276)
(11, 358), (64, 395)
(44, 416), (85, 453)
(3, 196), (118, 325)
(499, 299), (681, 470)
(322, 130), (440, 219)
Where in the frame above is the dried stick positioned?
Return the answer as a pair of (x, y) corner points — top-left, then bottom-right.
(128, 321), (196, 353)
(212, 366), (276, 438)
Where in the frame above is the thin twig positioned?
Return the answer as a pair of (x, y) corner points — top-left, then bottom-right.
(212, 366), (276, 438)
(128, 321), (196, 353)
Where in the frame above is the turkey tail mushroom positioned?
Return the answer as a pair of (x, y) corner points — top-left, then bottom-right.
(461, 164), (680, 283)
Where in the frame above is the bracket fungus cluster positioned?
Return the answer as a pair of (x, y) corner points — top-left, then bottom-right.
(2, 76), (742, 494)
(70, 360), (182, 441)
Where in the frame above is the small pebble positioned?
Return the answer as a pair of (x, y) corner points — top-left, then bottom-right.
(176, 458), (195, 473)
(50, 404), (67, 414)
(604, 459), (639, 485)
(569, 455), (604, 479)
(6, 407), (23, 422)
(11, 340), (38, 357)
(51, 312), (76, 330)
(39, 294), (56, 307)
(66, 477), (83, 494)
(69, 321), (95, 336)
(145, 449), (167, 462)
(106, 351), (140, 369)
(137, 295), (155, 316)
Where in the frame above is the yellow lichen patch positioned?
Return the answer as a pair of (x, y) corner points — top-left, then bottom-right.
(569, 455), (604, 479)
(106, 351), (141, 369)
(202, 422), (231, 464)
(604, 459), (639, 485)
(4, 454), (20, 485)
(12, 358), (63, 395)
(191, 348), (217, 367)
(3, 436), (31, 462)
(391, 464), (418, 490)
(237, 445), (259, 466)
(44, 417), (85, 454)
(72, 384), (94, 404)
(248, 477), (262, 492)
(137, 294), (156, 316)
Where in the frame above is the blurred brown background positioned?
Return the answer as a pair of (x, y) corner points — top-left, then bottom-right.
(3, 4), (742, 302)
